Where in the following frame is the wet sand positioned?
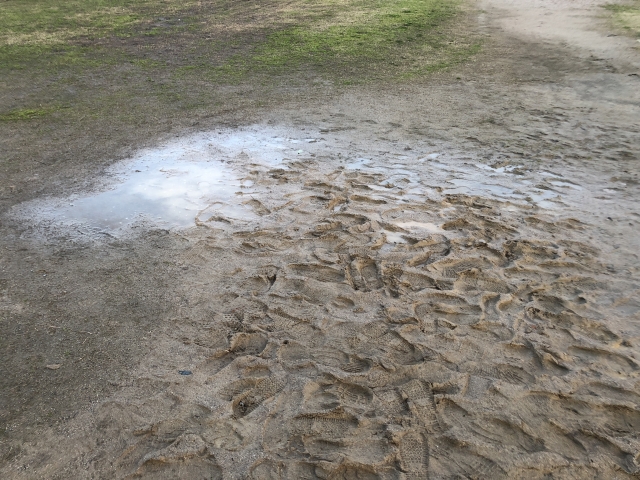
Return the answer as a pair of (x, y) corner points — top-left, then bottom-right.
(1, 0), (639, 478)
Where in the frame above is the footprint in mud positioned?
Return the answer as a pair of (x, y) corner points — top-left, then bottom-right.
(454, 269), (512, 294)
(350, 193), (388, 204)
(471, 363), (535, 385)
(243, 198), (271, 216)
(428, 256), (492, 278)
(267, 311), (320, 344)
(503, 239), (559, 263)
(407, 250), (434, 268)
(180, 241), (219, 266)
(229, 332), (268, 356)
(218, 377), (264, 401)
(480, 292), (501, 318)
(525, 306), (618, 343)
(292, 407), (359, 439)
(323, 375), (374, 407)
(348, 257), (383, 291)
(538, 259), (593, 274)
(524, 392), (640, 435)
(250, 459), (386, 479)
(397, 269), (439, 292)
(235, 241), (281, 257)
(201, 419), (248, 451)
(415, 292), (482, 326)
(339, 355), (373, 373)
(472, 417), (545, 453)
(301, 382), (340, 411)
(361, 324), (427, 366)
(296, 194), (334, 211)
(270, 275), (347, 305)
(288, 263), (345, 283)
(399, 430), (430, 479)
(232, 375), (287, 418)
(129, 434), (222, 480)
(312, 220), (345, 235)
(313, 248), (341, 264)
(375, 388), (411, 418)
(568, 345), (638, 376)
(519, 393), (640, 474)
(440, 398), (544, 452)
(400, 379), (442, 433)
(430, 438), (506, 480)
(574, 382), (640, 405)
(442, 217), (478, 232)
(278, 341), (348, 370)
(239, 274), (276, 294)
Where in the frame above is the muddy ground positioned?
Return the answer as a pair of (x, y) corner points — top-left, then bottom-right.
(1, 0), (639, 478)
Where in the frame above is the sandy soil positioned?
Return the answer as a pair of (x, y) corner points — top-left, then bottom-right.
(1, 0), (639, 478)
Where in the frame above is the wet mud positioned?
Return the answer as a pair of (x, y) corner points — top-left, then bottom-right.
(2, 0), (640, 478)
(6, 124), (640, 479)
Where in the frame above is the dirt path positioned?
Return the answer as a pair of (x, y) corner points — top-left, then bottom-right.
(1, 1), (639, 478)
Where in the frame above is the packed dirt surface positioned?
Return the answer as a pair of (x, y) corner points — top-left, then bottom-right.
(1, 0), (640, 478)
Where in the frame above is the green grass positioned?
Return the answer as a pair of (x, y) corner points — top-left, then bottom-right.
(604, 1), (640, 38)
(0, 0), (194, 70)
(0, 0), (193, 44)
(0, 106), (65, 122)
(1, 0), (476, 75)
(254, 0), (457, 68)
(0, 0), (480, 127)
(214, 0), (479, 80)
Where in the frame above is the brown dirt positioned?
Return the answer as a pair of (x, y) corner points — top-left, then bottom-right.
(1, 0), (639, 478)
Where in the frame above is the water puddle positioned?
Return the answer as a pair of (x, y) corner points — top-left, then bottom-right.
(385, 231), (408, 244)
(474, 163), (524, 174)
(59, 159), (245, 230)
(527, 190), (560, 208)
(345, 155), (567, 209)
(549, 180), (583, 190)
(394, 221), (444, 233)
(539, 171), (564, 178)
(380, 231), (409, 252)
(25, 129), (309, 233)
(16, 126), (592, 239)
(346, 158), (373, 169)
(445, 178), (515, 197)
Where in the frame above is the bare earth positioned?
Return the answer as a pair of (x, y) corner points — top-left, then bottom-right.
(1, 0), (639, 478)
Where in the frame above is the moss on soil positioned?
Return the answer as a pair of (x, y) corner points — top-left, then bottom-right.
(604, 1), (640, 38)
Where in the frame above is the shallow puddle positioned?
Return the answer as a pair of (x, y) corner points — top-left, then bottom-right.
(28, 130), (305, 232)
(17, 127), (591, 239)
(549, 180), (583, 190)
(345, 158), (373, 169)
(59, 157), (244, 230)
(445, 178), (515, 197)
(394, 221), (444, 233)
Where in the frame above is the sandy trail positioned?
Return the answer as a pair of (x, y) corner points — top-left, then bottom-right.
(484, 0), (640, 68)
(1, 0), (640, 479)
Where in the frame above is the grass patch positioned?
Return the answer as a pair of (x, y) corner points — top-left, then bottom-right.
(0, 106), (64, 122)
(1, 0), (477, 84)
(1, 0), (156, 45)
(214, 0), (479, 80)
(604, 1), (640, 38)
(253, 0), (459, 70)
(0, 0), (480, 178)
